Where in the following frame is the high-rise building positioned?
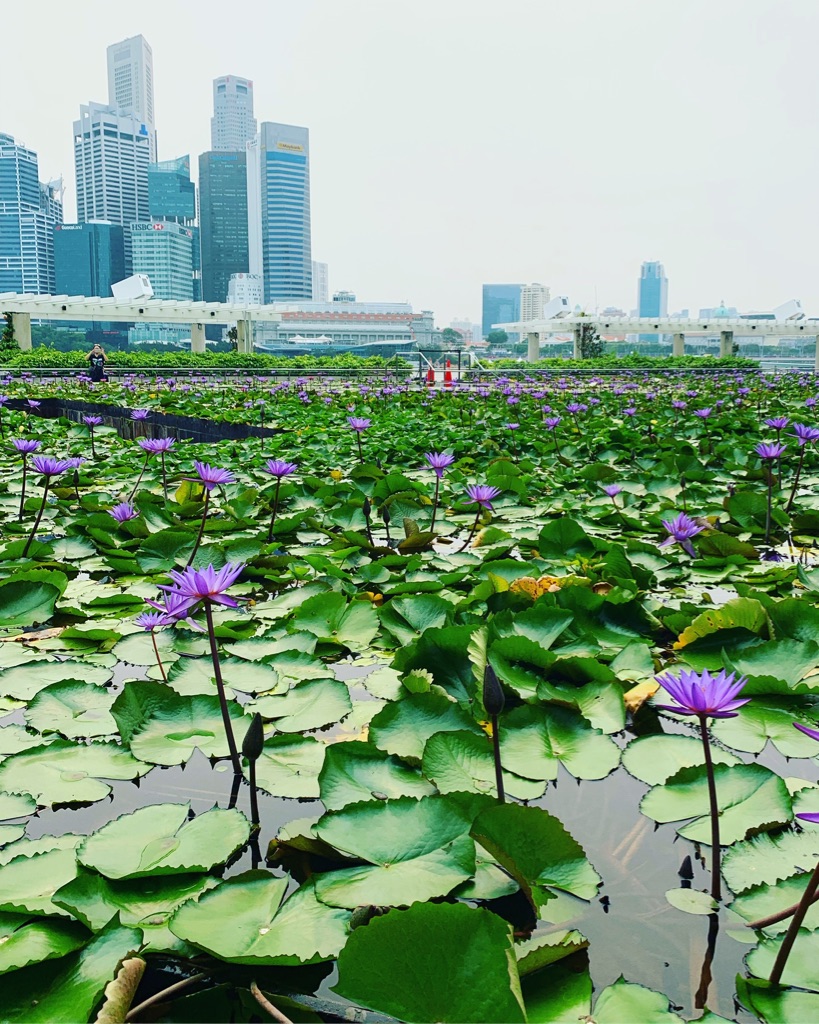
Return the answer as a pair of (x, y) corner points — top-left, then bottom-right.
(199, 150), (248, 302)
(638, 261), (668, 343)
(227, 273), (263, 304)
(0, 133), (63, 294)
(311, 260), (328, 302)
(482, 283), (523, 341)
(146, 156), (199, 298)
(54, 222), (125, 297)
(247, 122), (312, 302)
(130, 221), (194, 300)
(107, 35), (156, 160)
(211, 76), (257, 152)
(520, 282), (550, 321)
(74, 102), (151, 272)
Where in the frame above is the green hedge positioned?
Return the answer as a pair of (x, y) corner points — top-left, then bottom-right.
(0, 348), (411, 371)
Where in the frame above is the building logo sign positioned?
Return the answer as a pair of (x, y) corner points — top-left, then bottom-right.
(277, 142), (304, 153)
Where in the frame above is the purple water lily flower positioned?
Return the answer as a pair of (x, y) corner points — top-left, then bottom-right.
(12, 439), (40, 454)
(134, 610), (170, 631)
(465, 484), (502, 511)
(602, 484), (622, 498)
(83, 415), (103, 427)
(755, 441), (786, 460)
(792, 423), (819, 446)
(424, 452), (455, 478)
(264, 459), (298, 478)
(660, 511), (704, 556)
(347, 417), (371, 432)
(764, 416), (789, 431)
(544, 417), (561, 430)
(191, 461), (235, 491)
(131, 409), (150, 420)
(158, 562), (246, 613)
(693, 408), (713, 419)
(30, 455), (70, 477)
(109, 501), (139, 523)
(27, 400), (40, 409)
(138, 437), (175, 454)
(653, 668), (750, 719)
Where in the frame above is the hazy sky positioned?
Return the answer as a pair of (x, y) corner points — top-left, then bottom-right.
(3, 0), (818, 324)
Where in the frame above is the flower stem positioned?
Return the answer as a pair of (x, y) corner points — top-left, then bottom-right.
(128, 453), (150, 502)
(204, 600), (240, 774)
(769, 858), (819, 985)
(458, 508), (482, 552)
(429, 476), (440, 532)
(699, 714), (722, 902)
(267, 478), (281, 543)
(186, 490), (210, 568)
(764, 466), (774, 546)
(150, 629), (167, 682)
(249, 759), (260, 824)
(89, 427), (96, 460)
(786, 447), (806, 513)
(356, 434), (364, 464)
(21, 480), (50, 558)
(491, 712), (505, 804)
(160, 451), (167, 501)
(18, 456), (27, 522)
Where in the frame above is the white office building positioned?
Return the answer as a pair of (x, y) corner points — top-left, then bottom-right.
(520, 282), (550, 321)
(311, 261), (329, 302)
(74, 102), (151, 272)
(227, 272), (263, 304)
(107, 35), (157, 160)
(211, 76), (257, 151)
(130, 221), (194, 300)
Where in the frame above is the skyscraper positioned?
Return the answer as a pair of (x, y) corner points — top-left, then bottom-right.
(211, 76), (257, 152)
(107, 35), (156, 160)
(130, 221), (193, 300)
(54, 222), (125, 297)
(520, 282), (550, 321)
(199, 150), (249, 302)
(0, 133), (63, 294)
(247, 122), (312, 302)
(482, 284), (523, 340)
(74, 102), (151, 272)
(638, 261), (668, 343)
(145, 156), (199, 298)
(311, 261), (329, 302)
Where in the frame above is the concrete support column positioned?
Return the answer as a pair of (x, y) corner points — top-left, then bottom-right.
(719, 330), (734, 358)
(573, 327), (582, 359)
(527, 331), (539, 363)
(672, 332), (685, 357)
(236, 319), (251, 354)
(190, 323), (205, 354)
(11, 312), (31, 351)
(814, 336), (819, 372)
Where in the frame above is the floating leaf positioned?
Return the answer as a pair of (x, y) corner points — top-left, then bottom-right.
(369, 692), (482, 762)
(318, 740), (435, 810)
(251, 734), (325, 799)
(622, 734), (740, 786)
(746, 927), (819, 991)
(664, 887), (718, 915)
(249, 677), (352, 732)
(422, 730), (545, 800)
(24, 681), (116, 739)
(498, 705), (620, 781)
(0, 912), (89, 975)
(722, 828), (819, 895)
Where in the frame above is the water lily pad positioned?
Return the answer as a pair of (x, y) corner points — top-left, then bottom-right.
(249, 677), (352, 732)
(0, 661), (111, 701)
(713, 700), (819, 756)
(723, 828), (819, 895)
(0, 843), (81, 917)
(499, 705), (621, 781)
(369, 691), (482, 761)
(291, 592), (378, 651)
(170, 872), (349, 965)
(78, 803), (251, 879)
(251, 734), (325, 799)
(746, 927), (819, 991)
(622, 734), (741, 786)
(334, 901), (526, 1024)
(640, 762), (792, 844)
(422, 730), (546, 801)
(664, 887), (718, 915)
(729, 871), (819, 933)
(0, 741), (150, 806)
(24, 681), (116, 739)
(0, 912), (89, 975)
(318, 740), (435, 810)
(314, 795), (477, 909)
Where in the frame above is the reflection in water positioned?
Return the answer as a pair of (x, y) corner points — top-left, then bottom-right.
(695, 912), (720, 1010)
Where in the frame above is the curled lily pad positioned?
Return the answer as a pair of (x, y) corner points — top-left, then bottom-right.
(0, 912), (89, 975)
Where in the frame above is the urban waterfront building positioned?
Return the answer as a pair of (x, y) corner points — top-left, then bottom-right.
(107, 35), (157, 160)
(521, 282), (551, 321)
(482, 283), (522, 341)
(74, 102), (151, 272)
(227, 273), (263, 304)
(146, 156), (199, 299)
(638, 261), (668, 343)
(0, 133), (63, 294)
(211, 76), (256, 151)
(311, 260), (329, 302)
(130, 221), (194, 300)
(247, 122), (312, 302)
(199, 150), (248, 302)
(54, 222), (125, 297)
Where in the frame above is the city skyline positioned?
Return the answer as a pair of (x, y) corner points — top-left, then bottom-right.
(3, 0), (819, 324)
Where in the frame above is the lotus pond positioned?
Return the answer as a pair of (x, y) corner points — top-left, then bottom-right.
(1, 368), (819, 1022)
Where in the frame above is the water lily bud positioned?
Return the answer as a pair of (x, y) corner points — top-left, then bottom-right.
(363, 497), (372, 519)
(483, 664), (505, 717)
(242, 713), (264, 762)
(382, 505), (391, 526)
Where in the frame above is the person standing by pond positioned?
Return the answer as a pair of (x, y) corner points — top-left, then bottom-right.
(86, 344), (108, 383)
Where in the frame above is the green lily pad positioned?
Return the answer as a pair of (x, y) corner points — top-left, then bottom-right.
(24, 681), (116, 739)
(723, 828), (819, 895)
(0, 844), (81, 917)
(77, 803), (251, 879)
(334, 901), (526, 1024)
(664, 887), (719, 915)
(0, 793), (36, 821)
(729, 871), (819, 933)
(746, 927), (819, 990)
(291, 592), (378, 651)
(640, 762), (792, 844)
(713, 700), (819, 756)
(0, 912), (89, 975)
(318, 740), (435, 810)
(622, 734), (741, 786)
(249, 677), (352, 732)
(251, 734), (325, 799)
(314, 795), (477, 909)
(422, 730), (546, 801)
(736, 975), (819, 1024)
(499, 705), (620, 781)
(378, 594), (454, 647)
(470, 802), (601, 912)
(369, 691), (482, 762)
(0, 741), (150, 806)
(0, 573), (64, 627)
(170, 872), (349, 965)
(0, 661), (111, 701)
